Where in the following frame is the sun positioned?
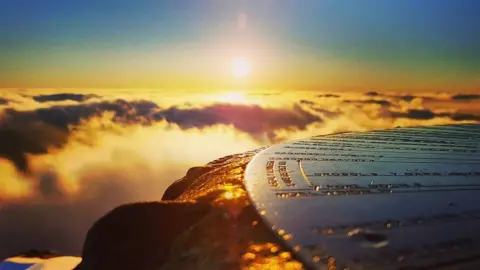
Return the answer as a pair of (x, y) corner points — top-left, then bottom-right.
(232, 57), (250, 79)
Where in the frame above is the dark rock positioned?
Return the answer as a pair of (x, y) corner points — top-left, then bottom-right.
(74, 201), (210, 270)
(162, 167), (211, 200)
(8, 249), (58, 259)
(186, 166), (211, 179)
(161, 178), (191, 201)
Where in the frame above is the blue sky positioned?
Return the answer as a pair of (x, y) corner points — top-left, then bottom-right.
(1, 0), (479, 90)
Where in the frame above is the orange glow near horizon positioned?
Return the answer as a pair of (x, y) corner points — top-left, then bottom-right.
(217, 92), (250, 104)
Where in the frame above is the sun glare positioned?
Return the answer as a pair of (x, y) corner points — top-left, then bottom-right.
(218, 92), (248, 104)
(232, 57), (250, 79)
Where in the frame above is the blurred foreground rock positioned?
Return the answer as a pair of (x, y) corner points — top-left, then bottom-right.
(76, 148), (304, 270)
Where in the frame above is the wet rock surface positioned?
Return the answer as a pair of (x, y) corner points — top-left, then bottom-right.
(77, 147), (304, 270)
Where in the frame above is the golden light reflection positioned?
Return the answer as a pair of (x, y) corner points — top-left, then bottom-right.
(242, 242), (303, 270)
(222, 184), (245, 200)
(217, 92), (250, 104)
(224, 191), (234, 200)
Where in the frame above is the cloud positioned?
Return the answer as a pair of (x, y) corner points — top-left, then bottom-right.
(36, 169), (66, 200)
(153, 104), (322, 142)
(390, 109), (480, 121)
(311, 108), (342, 118)
(390, 109), (436, 120)
(297, 100), (342, 118)
(316, 94), (340, 98)
(362, 92), (441, 102)
(0, 98), (9, 105)
(36, 99), (159, 129)
(299, 100), (315, 105)
(0, 119), (69, 173)
(0, 99), (160, 173)
(343, 99), (392, 107)
(448, 113), (480, 121)
(451, 94), (480, 101)
(32, 93), (99, 103)
(2, 90), (476, 175)
(398, 95), (416, 102)
(0, 99), (324, 173)
(364, 91), (415, 102)
(365, 91), (379, 96)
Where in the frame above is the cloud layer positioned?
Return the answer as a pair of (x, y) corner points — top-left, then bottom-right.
(155, 104), (321, 141)
(32, 93), (99, 103)
(0, 100), (321, 174)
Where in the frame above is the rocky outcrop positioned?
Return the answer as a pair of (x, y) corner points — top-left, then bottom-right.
(76, 147), (304, 269)
(161, 166), (212, 200)
(74, 202), (211, 270)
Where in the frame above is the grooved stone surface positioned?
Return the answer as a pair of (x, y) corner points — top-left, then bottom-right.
(245, 124), (480, 269)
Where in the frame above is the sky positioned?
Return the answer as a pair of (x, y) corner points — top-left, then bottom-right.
(1, 0), (479, 91)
